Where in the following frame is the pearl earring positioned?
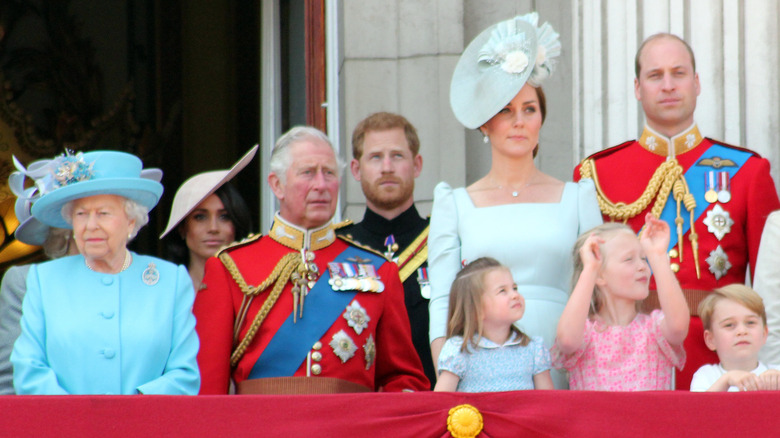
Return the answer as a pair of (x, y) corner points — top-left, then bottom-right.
(482, 134), (489, 144)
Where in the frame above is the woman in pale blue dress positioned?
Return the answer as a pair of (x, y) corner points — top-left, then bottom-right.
(429, 13), (602, 389)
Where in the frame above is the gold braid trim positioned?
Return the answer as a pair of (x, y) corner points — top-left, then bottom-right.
(220, 251), (302, 367)
(399, 246), (428, 283)
(580, 157), (683, 221)
(396, 226), (429, 283)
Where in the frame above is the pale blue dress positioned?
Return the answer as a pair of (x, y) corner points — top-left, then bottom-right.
(438, 334), (550, 392)
(428, 180), (602, 389)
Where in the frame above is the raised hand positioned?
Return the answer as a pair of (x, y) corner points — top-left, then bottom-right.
(579, 233), (604, 271)
(640, 213), (670, 256)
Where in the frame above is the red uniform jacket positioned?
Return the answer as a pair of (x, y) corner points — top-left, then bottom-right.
(194, 223), (429, 394)
(575, 135), (779, 293)
(574, 126), (780, 390)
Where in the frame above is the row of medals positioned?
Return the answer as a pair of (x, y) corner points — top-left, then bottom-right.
(702, 170), (734, 279)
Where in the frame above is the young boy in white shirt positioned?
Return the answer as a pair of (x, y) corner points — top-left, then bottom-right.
(691, 284), (780, 391)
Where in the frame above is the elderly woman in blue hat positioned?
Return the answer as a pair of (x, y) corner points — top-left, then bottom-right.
(428, 13), (602, 389)
(11, 151), (200, 395)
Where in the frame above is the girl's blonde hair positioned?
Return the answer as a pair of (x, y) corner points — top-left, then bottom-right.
(446, 257), (529, 352)
(571, 222), (641, 315)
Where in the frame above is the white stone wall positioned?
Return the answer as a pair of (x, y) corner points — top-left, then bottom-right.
(336, 0), (780, 222)
(574, 0), (780, 191)
(340, 0), (466, 221)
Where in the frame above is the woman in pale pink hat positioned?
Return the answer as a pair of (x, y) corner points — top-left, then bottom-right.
(161, 145), (257, 291)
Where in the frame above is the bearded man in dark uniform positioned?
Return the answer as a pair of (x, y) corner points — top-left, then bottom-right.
(195, 126), (428, 394)
(575, 34), (780, 390)
(338, 112), (435, 387)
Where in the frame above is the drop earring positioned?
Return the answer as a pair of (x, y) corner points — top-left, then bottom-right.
(482, 133), (489, 144)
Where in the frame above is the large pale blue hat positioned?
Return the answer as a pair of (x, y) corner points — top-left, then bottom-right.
(450, 13), (561, 129)
(31, 150), (164, 229)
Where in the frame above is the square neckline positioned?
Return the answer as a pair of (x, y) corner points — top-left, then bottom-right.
(461, 182), (573, 209)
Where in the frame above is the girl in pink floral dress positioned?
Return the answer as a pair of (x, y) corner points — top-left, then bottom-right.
(552, 214), (689, 390)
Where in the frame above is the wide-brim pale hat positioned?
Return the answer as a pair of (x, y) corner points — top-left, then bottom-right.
(450, 12), (561, 129)
(160, 144), (258, 239)
(31, 151), (164, 229)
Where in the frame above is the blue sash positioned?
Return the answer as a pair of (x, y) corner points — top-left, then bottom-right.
(659, 143), (751, 251)
(248, 246), (384, 379)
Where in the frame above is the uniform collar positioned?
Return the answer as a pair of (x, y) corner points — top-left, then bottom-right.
(269, 213), (336, 251)
(360, 204), (423, 235)
(638, 123), (703, 158)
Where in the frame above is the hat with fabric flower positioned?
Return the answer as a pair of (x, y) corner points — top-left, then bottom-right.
(450, 12), (561, 129)
(159, 144), (258, 239)
(8, 157), (56, 245)
(31, 150), (164, 229)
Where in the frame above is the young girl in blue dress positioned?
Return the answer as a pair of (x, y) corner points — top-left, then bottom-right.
(433, 257), (554, 392)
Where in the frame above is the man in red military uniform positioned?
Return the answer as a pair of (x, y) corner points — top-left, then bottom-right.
(195, 126), (429, 394)
(575, 33), (780, 390)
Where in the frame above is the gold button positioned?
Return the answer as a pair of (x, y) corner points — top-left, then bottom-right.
(311, 352), (322, 362)
(311, 364), (322, 375)
(312, 341), (322, 350)
(668, 248), (679, 258)
(670, 263), (680, 273)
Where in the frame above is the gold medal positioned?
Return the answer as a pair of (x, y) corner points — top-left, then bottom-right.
(704, 172), (718, 203)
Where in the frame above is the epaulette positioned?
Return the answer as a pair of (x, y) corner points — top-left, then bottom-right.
(216, 232), (263, 257)
(337, 233), (390, 261)
(580, 140), (637, 163)
(333, 219), (353, 230)
(706, 138), (761, 158)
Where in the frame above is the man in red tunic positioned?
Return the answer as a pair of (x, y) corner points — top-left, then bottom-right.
(195, 126), (429, 394)
(575, 34), (780, 390)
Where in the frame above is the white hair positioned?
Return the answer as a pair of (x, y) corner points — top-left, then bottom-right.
(61, 196), (150, 241)
(42, 227), (72, 259)
(269, 126), (342, 183)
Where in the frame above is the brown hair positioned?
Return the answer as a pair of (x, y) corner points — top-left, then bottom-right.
(446, 257), (529, 352)
(351, 112), (420, 160)
(699, 284), (767, 331)
(571, 222), (638, 316)
(533, 86), (546, 158)
(635, 33), (696, 79)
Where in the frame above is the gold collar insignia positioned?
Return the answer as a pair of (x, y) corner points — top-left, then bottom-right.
(269, 213), (336, 251)
(639, 123), (702, 158)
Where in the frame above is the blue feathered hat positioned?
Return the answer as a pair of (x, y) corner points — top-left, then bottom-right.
(31, 150), (164, 229)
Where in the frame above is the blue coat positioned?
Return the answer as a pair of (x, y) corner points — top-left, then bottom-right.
(11, 253), (200, 395)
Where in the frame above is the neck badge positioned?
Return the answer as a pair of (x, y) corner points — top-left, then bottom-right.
(384, 234), (399, 260)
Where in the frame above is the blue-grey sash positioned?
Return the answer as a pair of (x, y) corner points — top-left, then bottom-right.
(659, 143), (751, 251)
(248, 246), (384, 379)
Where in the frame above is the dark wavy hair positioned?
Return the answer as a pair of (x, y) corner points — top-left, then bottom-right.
(164, 182), (252, 267)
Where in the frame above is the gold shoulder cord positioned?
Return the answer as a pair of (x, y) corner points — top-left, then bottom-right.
(220, 251), (302, 367)
(580, 157), (700, 278)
